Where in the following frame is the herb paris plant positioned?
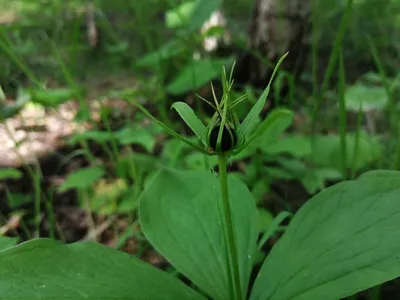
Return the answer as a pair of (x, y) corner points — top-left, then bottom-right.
(1, 57), (400, 300)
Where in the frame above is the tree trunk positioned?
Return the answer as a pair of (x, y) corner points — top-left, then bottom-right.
(235, 0), (311, 90)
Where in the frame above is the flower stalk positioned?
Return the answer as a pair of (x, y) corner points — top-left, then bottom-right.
(218, 154), (242, 300)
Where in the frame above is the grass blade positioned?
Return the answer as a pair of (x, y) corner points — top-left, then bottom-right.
(338, 48), (347, 178)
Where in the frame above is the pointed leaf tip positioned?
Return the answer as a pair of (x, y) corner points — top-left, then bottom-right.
(171, 102), (207, 143)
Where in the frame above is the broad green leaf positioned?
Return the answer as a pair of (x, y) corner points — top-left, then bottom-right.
(140, 168), (258, 300)
(300, 168), (343, 194)
(166, 1), (196, 28)
(238, 53), (288, 139)
(184, 152), (218, 170)
(29, 88), (82, 107)
(345, 83), (388, 112)
(262, 135), (311, 157)
(68, 131), (113, 145)
(277, 157), (343, 194)
(136, 39), (186, 68)
(307, 132), (381, 172)
(0, 168), (22, 180)
(256, 110), (295, 147)
(167, 58), (234, 95)
(172, 102), (206, 142)
(59, 167), (105, 192)
(189, 0), (222, 31)
(250, 170), (400, 300)
(115, 126), (156, 152)
(230, 139), (259, 161)
(0, 236), (18, 251)
(0, 239), (205, 299)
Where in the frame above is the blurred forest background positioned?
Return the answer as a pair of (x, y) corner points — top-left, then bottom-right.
(0, 0), (400, 299)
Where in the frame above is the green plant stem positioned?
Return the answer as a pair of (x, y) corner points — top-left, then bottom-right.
(33, 165), (42, 238)
(351, 107), (363, 179)
(338, 48), (347, 178)
(311, 0), (354, 134)
(3, 122), (41, 237)
(0, 27), (43, 88)
(369, 285), (381, 300)
(218, 154), (242, 300)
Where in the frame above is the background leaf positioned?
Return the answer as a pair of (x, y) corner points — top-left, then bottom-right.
(6, 193), (33, 209)
(136, 39), (186, 68)
(166, 1), (196, 28)
(0, 168), (23, 180)
(307, 132), (381, 172)
(257, 211), (292, 251)
(250, 170), (400, 300)
(0, 88), (31, 120)
(67, 131), (113, 145)
(115, 126), (156, 152)
(167, 58), (234, 95)
(234, 108), (294, 156)
(29, 87), (82, 107)
(276, 157), (343, 194)
(189, 0), (223, 31)
(140, 168), (258, 300)
(254, 109), (295, 147)
(257, 208), (275, 234)
(184, 152), (218, 171)
(0, 239), (205, 299)
(345, 83), (388, 112)
(58, 167), (105, 192)
(262, 135), (312, 157)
